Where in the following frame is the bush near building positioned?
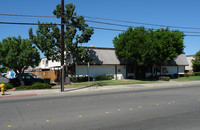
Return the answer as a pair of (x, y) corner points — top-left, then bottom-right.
(71, 76), (93, 82)
(0, 83), (14, 91)
(194, 72), (200, 76)
(16, 82), (52, 90)
(95, 75), (114, 81)
(159, 76), (170, 81)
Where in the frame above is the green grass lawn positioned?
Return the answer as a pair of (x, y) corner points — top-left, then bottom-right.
(53, 79), (158, 88)
(53, 76), (200, 89)
(171, 76), (200, 81)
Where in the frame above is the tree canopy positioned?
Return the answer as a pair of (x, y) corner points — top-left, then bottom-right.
(113, 27), (185, 79)
(29, 3), (94, 67)
(192, 50), (200, 72)
(0, 36), (40, 85)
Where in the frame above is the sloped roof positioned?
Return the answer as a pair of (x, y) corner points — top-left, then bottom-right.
(163, 54), (189, 66)
(88, 47), (122, 65)
(175, 54), (189, 65)
(87, 47), (189, 66)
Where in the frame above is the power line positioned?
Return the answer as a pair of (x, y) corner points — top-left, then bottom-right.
(1, 13), (200, 30)
(85, 19), (200, 34)
(0, 21), (61, 26)
(82, 15), (200, 30)
(0, 13), (56, 18)
(0, 21), (124, 32)
(1, 21), (200, 37)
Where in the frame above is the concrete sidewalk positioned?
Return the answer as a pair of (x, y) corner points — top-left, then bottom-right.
(1, 81), (200, 98)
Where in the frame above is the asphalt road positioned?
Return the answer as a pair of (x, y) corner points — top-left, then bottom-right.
(1, 84), (200, 130)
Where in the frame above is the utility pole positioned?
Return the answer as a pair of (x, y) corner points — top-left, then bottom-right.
(60, 0), (65, 92)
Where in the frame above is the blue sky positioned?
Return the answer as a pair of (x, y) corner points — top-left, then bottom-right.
(1, 0), (200, 57)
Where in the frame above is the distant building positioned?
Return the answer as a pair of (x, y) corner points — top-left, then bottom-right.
(32, 47), (189, 82)
(185, 55), (195, 74)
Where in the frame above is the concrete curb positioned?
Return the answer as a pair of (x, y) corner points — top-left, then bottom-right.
(0, 94), (37, 98)
(1, 81), (200, 98)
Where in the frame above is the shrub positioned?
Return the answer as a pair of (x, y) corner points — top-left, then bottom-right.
(194, 72), (200, 76)
(184, 74), (190, 77)
(147, 76), (159, 80)
(127, 76), (134, 79)
(179, 74), (184, 77)
(95, 75), (114, 81)
(173, 74), (178, 79)
(159, 76), (170, 81)
(16, 82), (52, 90)
(31, 82), (52, 89)
(0, 83), (14, 91)
(71, 76), (93, 82)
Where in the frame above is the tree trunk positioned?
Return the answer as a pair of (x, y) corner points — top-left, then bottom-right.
(134, 66), (137, 79)
(18, 72), (25, 86)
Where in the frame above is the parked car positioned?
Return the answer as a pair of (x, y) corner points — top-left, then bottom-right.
(9, 72), (44, 86)
(1, 73), (7, 77)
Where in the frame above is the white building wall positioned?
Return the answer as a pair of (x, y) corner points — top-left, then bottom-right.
(116, 65), (126, 79)
(39, 58), (48, 69)
(48, 60), (61, 68)
(161, 66), (185, 75)
(76, 65), (126, 79)
(185, 56), (194, 72)
(178, 66), (185, 74)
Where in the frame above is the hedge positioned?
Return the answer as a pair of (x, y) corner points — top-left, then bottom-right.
(159, 76), (170, 81)
(71, 76), (93, 82)
(184, 74), (190, 77)
(194, 72), (200, 76)
(16, 82), (52, 90)
(95, 75), (114, 81)
(0, 83), (14, 91)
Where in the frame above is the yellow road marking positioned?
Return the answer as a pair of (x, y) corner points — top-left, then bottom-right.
(138, 106), (142, 108)
(79, 115), (83, 118)
(8, 125), (12, 127)
(106, 112), (110, 114)
(156, 104), (160, 106)
(129, 108), (133, 111)
(117, 109), (121, 111)
(26, 104), (30, 106)
(168, 103), (171, 105)
(46, 120), (50, 122)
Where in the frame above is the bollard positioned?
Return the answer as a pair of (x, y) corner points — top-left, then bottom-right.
(0, 83), (6, 95)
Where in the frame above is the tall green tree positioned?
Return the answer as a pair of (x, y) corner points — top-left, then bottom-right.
(0, 65), (8, 73)
(192, 50), (200, 72)
(113, 27), (185, 79)
(113, 27), (152, 79)
(29, 3), (94, 75)
(0, 36), (40, 85)
(152, 28), (185, 76)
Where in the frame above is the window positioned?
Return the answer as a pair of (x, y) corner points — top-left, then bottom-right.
(26, 76), (32, 79)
